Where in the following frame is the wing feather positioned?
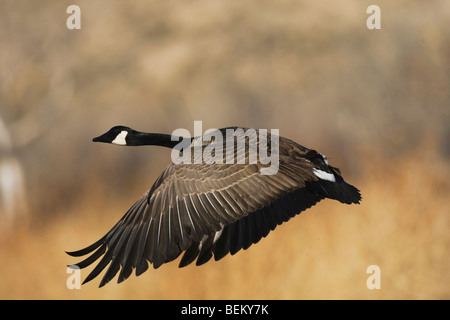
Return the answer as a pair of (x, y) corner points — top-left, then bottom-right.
(67, 132), (361, 286)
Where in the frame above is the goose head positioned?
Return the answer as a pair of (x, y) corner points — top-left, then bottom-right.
(93, 126), (137, 146)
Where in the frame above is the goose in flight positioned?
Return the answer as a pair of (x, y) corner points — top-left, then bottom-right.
(67, 126), (361, 287)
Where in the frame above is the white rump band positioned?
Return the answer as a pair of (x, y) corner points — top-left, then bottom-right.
(312, 168), (336, 182)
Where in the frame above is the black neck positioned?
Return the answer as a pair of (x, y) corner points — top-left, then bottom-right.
(131, 132), (190, 149)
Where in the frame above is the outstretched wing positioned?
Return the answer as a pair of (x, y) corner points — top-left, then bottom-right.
(67, 134), (361, 287)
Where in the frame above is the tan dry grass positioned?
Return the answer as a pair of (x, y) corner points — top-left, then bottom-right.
(0, 1), (449, 299)
(1, 141), (448, 300)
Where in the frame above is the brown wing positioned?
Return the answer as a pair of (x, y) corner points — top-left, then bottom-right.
(67, 132), (361, 287)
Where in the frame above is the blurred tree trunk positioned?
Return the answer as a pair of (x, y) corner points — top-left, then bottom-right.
(0, 116), (27, 226)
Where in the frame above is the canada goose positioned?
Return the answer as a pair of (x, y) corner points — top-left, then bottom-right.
(67, 126), (361, 287)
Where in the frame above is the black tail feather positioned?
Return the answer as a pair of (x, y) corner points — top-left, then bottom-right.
(307, 177), (361, 205)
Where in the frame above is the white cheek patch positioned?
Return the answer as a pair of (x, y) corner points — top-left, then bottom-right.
(312, 167), (336, 182)
(112, 131), (128, 145)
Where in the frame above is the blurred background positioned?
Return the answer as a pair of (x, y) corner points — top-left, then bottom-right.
(0, 0), (449, 299)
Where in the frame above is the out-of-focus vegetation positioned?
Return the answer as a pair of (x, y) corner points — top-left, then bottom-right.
(0, 0), (448, 299)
